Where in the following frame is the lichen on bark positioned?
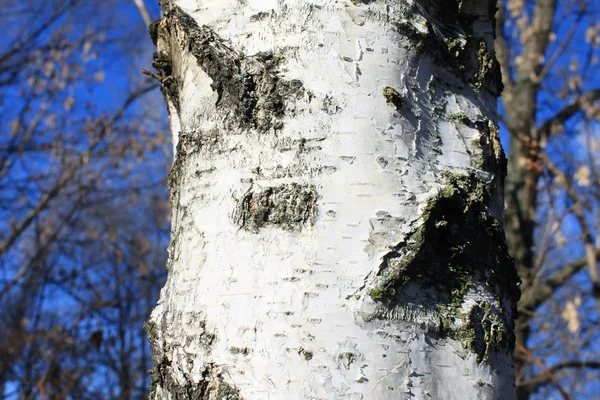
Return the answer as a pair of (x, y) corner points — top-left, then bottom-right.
(382, 86), (404, 111)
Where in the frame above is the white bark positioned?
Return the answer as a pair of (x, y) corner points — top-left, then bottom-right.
(147, 1), (518, 399)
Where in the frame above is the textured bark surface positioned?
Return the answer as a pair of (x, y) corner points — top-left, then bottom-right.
(148, 0), (518, 399)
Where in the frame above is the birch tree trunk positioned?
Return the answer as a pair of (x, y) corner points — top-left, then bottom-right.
(146, 0), (519, 398)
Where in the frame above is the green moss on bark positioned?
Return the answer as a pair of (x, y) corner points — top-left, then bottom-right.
(383, 86), (404, 111)
(369, 173), (515, 301)
(393, 21), (428, 53)
(447, 112), (471, 125)
(470, 121), (508, 191)
(467, 301), (507, 362)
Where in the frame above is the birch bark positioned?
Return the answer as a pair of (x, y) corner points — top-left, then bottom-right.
(147, 1), (519, 399)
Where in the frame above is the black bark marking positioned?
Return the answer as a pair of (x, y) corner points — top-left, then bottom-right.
(235, 183), (318, 232)
(171, 7), (306, 132)
(394, 1), (503, 95)
(365, 174), (518, 360)
(383, 87), (403, 111)
(145, 319), (234, 400)
(149, 19), (160, 46)
(151, 51), (180, 111)
(150, 360), (240, 400)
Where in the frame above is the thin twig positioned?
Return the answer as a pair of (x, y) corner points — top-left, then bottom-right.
(517, 344), (570, 400)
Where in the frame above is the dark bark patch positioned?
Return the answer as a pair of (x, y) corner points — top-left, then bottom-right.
(167, 131), (206, 206)
(394, 2), (503, 96)
(229, 346), (251, 355)
(170, 7), (306, 132)
(249, 11), (272, 22)
(149, 19), (160, 46)
(466, 301), (507, 362)
(338, 352), (356, 370)
(321, 94), (342, 115)
(235, 183), (318, 232)
(383, 87), (403, 111)
(471, 122), (507, 191)
(148, 17), (183, 112)
(150, 360), (240, 400)
(298, 347), (313, 360)
(152, 51), (180, 111)
(369, 173), (518, 304)
(473, 41), (503, 95)
(145, 319), (231, 400)
(366, 173), (519, 357)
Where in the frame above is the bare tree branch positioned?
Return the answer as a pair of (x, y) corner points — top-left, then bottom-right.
(518, 0), (558, 83)
(495, 2), (514, 92)
(538, 88), (600, 140)
(516, 344), (571, 400)
(0, 84), (156, 257)
(523, 253), (593, 313)
(538, 7), (586, 82)
(519, 359), (600, 396)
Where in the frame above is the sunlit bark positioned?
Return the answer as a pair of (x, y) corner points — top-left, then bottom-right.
(148, 1), (518, 398)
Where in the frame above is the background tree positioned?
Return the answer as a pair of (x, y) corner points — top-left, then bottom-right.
(496, 0), (600, 398)
(0, 0), (170, 398)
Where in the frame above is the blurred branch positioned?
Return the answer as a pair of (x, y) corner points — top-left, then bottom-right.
(0, 3), (70, 68)
(0, 83), (157, 257)
(517, 0), (557, 83)
(495, 2), (514, 92)
(538, 7), (585, 82)
(0, 186), (87, 300)
(516, 344), (570, 400)
(518, 357), (600, 397)
(523, 253), (592, 312)
(0, 98), (46, 181)
(543, 154), (600, 313)
(132, 0), (152, 27)
(538, 88), (600, 140)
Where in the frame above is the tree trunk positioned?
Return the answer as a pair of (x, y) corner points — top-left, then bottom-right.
(147, 1), (519, 399)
